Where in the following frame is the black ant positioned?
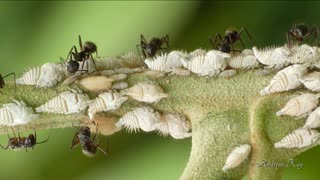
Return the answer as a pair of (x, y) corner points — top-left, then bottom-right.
(0, 128), (48, 151)
(71, 121), (107, 157)
(209, 27), (254, 53)
(62, 35), (98, 74)
(287, 24), (319, 48)
(0, 73), (16, 91)
(136, 34), (169, 59)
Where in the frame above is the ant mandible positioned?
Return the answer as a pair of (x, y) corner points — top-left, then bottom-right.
(63, 35), (98, 74)
(0, 128), (48, 151)
(209, 27), (254, 53)
(136, 34), (169, 59)
(287, 24), (319, 48)
(71, 121), (107, 157)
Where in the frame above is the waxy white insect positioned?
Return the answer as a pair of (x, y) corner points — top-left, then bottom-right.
(260, 64), (308, 96)
(16, 63), (66, 88)
(36, 89), (89, 114)
(16, 66), (41, 86)
(228, 49), (260, 69)
(115, 106), (162, 132)
(253, 46), (290, 68)
(119, 52), (144, 68)
(109, 74), (127, 81)
(276, 93), (319, 117)
(98, 70), (117, 76)
(304, 107), (320, 129)
(222, 144), (251, 172)
(300, 71), (320, 92)
(36, 63), (66, 88)
(0, 100), (39, 126)
(219, 69), (237, 78)
(169, 68), (191, 76)
(95, 56), (120, 70)
(181, 50), (230, 77)
(114, 67), (144, 74)
(112, 82), (128, 90)
(121, 82), (168, 103)
(274, 128), (320, 148)
(189, 49), (206, 57)
(155, 113), (192, 139)
(290, 44), (320, 64)
(144, 51), (184, 73)
(79, 76), (114, 92)
(88, 91), (128, 119)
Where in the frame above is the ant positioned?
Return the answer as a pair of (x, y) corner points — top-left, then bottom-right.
(209, 27), (254, 53)
(287, 24), (319, 48)
(0, 73), (16, 91)
(62, 35), (98, 74)
(71, 121), (107, 157)
(136, 34), (169, 59)
(0, 128), (48, 151)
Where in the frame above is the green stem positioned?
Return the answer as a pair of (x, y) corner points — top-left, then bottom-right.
(0, 71), (317, 179)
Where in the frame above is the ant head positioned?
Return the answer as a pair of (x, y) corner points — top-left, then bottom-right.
(82, 143), (97, 157)
(84, 41), (97, 54)
(67, 60), (79, 74)
(28, 134), (36, 146)
(82, 126), (91, 137)
(217, 43), (231, 53)
(290, 24), (308, 40)
(145, 44), (158, 57)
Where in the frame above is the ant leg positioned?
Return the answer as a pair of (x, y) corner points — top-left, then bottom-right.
(66, 46), (78, 62)
(90, 54), (97, 72)
(140, 34), (148, 59)
(1, 129), (11, 150)
(287, 32), (296, 48)
(286, 32), (292, 48)
(308, 25), (319, 46)
(3, 73), (16, 92)
(238, 37), (246, 50)
(141, 42), (148, 59)
(17, 127), (21, 139)
(209, 33), (223, 48)
(140, 34), (147, 43)
(11, 127), (17, 139)
(79, 35), (84, 51)
(60, 57), (67, 67)
(162, 34), (170, 48)
(160, 47), (168, 54)
(136, 44), (145, 61)
(0, 144), (9, 150)
(316, 27), (320, 46)
(238, 27), (255, 46)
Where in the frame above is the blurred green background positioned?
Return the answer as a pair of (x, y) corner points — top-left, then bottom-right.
(0, 1), (320, 180)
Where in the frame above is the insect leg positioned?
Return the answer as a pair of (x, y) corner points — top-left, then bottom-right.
(3, 73), (16, 91)
(238, 27), (255, 46)
(209, 33), (223, 48)
(238, 37), (246, 49)
(90, 54), (97, 72)
(163, 34), (170, 48)
(79, 35), (84, 51)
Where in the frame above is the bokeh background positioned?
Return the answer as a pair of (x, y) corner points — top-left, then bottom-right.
(0, 1), (319, 180)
